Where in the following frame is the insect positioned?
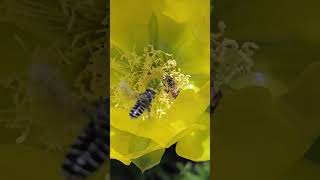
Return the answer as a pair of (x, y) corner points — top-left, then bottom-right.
(27, 62), (109, 179)
(129, 88), (156, 119)
(62, 97), (109, 180)
(163, 74), (180, 99)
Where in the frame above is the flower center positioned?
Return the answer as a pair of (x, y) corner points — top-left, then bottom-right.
(111, 45), (191, 119)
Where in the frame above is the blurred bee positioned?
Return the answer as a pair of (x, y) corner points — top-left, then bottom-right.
(62, 97), (109, 180)
(27, 62), (109, 180)
(129, 87), (156, 119)
(163, 74), (180, 99)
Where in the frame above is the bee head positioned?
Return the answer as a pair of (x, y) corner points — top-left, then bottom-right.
(146, 88), (157, 96)
(147, 78), (162, 92)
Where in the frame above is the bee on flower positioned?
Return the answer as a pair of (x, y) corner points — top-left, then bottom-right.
(162, 74), (180, 99)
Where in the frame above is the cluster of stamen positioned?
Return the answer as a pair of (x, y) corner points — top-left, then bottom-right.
(111, 45), (191, 119)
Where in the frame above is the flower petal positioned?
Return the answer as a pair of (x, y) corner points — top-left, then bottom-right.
(132, 149), (165, 172)
(176, 112), (210, 161)
(111, 0), (166, 52)
(162, 0), (210, 78)
(284, 159), (320, 180)
(110, 126), (162, 160)
(110, 147), (132, 165)
(213, 87), (309, 180)
(166, 80), (210, 121)
(111, 107), (204, 148)
(136, 81), (209, 146)
(136, 119), (205, 148)
(110, 107), (143, 133)
(284, 61), (320, 139)
(0, 144), (62, 180)
(111, 81), (209, 148)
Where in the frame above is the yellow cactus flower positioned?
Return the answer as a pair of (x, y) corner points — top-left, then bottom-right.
(110, 0), (210, 170)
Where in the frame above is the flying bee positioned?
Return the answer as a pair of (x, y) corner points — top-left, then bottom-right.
(163, 74), (180, 99)
(27, 62), (109, 180)
(62, 97), (109, 180)
(118, 79), (160, 119)
(129, 87), (156, 119)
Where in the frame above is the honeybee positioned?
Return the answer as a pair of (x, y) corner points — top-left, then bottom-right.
(163, 74), (180, 99)
(129, 88), (156, 119)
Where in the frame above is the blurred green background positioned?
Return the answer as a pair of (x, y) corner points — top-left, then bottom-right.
(213, 0), (320, 180)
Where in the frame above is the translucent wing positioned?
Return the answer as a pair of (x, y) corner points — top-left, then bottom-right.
(118, 80), (139, 99)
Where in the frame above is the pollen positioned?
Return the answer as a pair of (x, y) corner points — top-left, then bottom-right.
(111, 45), (191, 119)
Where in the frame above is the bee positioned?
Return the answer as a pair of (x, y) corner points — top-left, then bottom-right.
(27, 62), (108, 179)
(62, 97), (109, 180)
(129, 88), (156, 119)
(163, 74), (180, 99)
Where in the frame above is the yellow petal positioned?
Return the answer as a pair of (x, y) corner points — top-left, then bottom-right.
(176, 112), (210, 161)
(111, 0), (165, 52)
(213, 87), (309, 180)
(110, 147), (132, 165)
(135, 119), (205, 147)
(163, 0), (210, 76)
(0, 144), (63, 180)
(135, 82), (209, 146)
(284, 159), (320, 180)
(111, 107), (201, 148)
(110, 107), (143, 133)
(111, 81), (209, 147)
(132, 149), (165, 172)
(163, 0), (208, 25)
(284, 61), (320, 139)
(166, 80), (210, 121)
(110, 126), (162, 160)
(174, 25), (210, 78)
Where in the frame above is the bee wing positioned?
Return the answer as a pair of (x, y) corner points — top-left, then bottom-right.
(118, 80), (139, 99)
(28, 63), (84, 113)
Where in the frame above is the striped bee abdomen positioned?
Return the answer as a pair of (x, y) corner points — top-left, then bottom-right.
(129, 88), (155, 119)
(129, 101), (146, 118)
(62, 97), (109, 180)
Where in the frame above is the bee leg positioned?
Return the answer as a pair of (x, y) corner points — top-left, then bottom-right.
(147, 107), (151, 119)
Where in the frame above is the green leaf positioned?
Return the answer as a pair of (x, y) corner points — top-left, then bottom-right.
(132, 149), (165, 173)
